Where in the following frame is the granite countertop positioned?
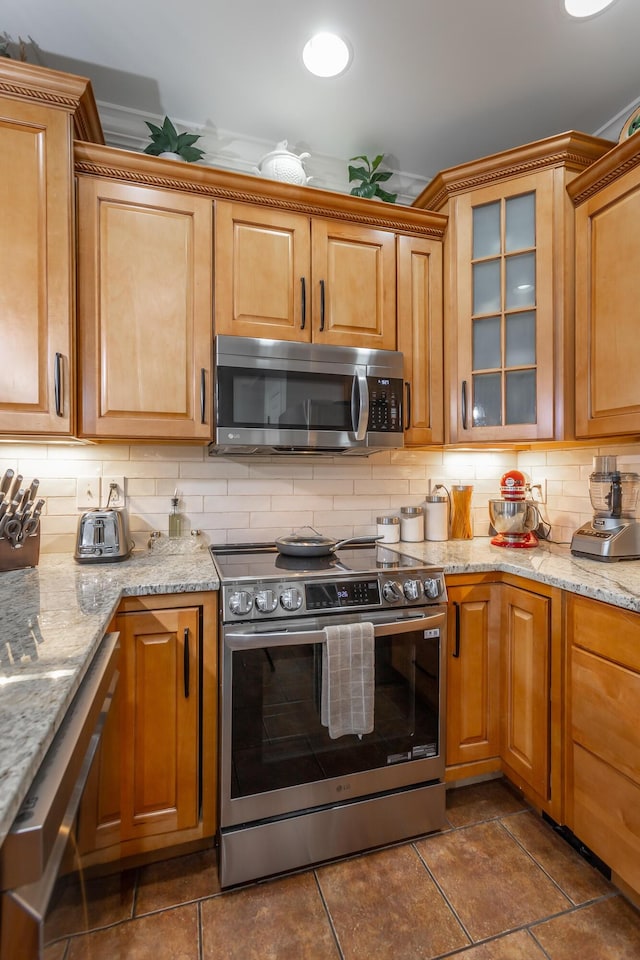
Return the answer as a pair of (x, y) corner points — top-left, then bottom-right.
(1, 537), (640, 853)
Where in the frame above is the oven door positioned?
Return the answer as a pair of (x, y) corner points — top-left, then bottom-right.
(220, 607), (446, 828)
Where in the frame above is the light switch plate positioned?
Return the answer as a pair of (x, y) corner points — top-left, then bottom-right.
(76, 476), (101, 510)
(102, 476), (126, 509)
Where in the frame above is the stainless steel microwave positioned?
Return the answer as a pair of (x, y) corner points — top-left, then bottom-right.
(210, 336), (404, 456)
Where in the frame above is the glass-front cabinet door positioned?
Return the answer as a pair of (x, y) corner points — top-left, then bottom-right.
(453, 171), (555, 442)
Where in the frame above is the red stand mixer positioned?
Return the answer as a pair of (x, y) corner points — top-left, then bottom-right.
(488, 469), (539, 548)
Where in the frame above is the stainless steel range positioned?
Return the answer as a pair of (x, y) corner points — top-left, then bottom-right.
(211, 541), (448, 888)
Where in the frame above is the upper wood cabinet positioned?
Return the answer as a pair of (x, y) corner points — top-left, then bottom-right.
(414, 132), (613, 444)
(214, 200), (397, 350)
(77, 176), (213, 441)
(0, 61), (102, 437)
(397, 235), (444, 444)
(568, 135), (640, 439)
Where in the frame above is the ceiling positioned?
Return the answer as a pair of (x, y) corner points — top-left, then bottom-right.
(2, 0), (639, 200)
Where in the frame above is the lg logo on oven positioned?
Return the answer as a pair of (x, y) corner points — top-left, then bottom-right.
(336, 783), (352, 793)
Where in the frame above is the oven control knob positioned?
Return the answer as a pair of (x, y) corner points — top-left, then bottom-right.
(382, 580), (404, 603)
(403, 579), (424, 601)
(423, 577), (442, 600)
(280, 587), (303, 612)
(228, 590), (253, 616)
(255, 589), (278, 613)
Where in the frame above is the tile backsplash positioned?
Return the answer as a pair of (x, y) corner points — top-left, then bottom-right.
(2, 441), (640, 555)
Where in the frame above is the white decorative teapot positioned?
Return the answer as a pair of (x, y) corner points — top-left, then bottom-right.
(254, 140), (312, 185)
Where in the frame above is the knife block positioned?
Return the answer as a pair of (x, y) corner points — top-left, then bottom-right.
(0, 529), (40, 572)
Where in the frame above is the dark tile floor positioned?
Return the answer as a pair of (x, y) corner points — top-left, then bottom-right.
(45, 779), (640, 959)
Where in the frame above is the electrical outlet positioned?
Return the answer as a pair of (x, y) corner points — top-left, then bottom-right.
(102, 476), (126, 508)
(76, 476), (101, 510)
(529, 480), (547, 504)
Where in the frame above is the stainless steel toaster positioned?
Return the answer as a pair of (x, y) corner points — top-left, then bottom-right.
(75, 509), (132, 562)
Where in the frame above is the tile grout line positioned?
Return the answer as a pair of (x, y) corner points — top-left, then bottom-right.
(313, 868), (346, 960)
(410, 830), (474, 955)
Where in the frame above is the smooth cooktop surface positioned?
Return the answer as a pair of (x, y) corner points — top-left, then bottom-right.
(210, 544), (436, 583)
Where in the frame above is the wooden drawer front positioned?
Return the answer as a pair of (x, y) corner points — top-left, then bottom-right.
(571, 647), (640, 786)
(572, 743), (640, 891)
(568, 594), (640, 672)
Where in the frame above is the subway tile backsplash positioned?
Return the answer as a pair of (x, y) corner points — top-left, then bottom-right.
(3, 441), (640, 555)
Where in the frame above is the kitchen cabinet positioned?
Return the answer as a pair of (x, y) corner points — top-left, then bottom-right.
(569, 134), (640, 438)
(565, 594), (640, 893)
(446, 575), (562, 819)
(214, 200), (397, 349)
(397, 235), (444, 444)
(0, 61), (102, 437)
(445, 579), (501, 776)
(413, 132), (613, 444)
(500, 583), (552, 805)
(78, 592), (217, 865)
(76, 176), (213, 441)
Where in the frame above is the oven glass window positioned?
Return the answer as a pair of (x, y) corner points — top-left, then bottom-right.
(217, 366), (355, 431)
(229, 630), (440, 799)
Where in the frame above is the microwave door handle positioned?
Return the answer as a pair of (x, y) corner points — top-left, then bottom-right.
(351, 367), (369, 441)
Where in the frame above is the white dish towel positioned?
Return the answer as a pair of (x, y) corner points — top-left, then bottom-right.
(321, 622), (375, 740)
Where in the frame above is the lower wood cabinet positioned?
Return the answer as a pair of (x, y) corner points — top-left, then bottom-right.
(446, 575), (561, 819)
(566, 594), (640, 893)
(78, 592), (217, 866)
(446, 580), (501, 772)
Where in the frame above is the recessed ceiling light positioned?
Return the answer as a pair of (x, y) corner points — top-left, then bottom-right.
(564, 0), (617, 18)
(302, 32), (351, 78)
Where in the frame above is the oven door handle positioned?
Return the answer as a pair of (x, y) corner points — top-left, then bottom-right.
(224, 614), (445, 650)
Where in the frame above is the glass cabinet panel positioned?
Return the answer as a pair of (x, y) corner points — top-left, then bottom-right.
(506, 253), (535, 309)
(473, 316), (501, 370)
(473, 202), (501, 258)
(506, 370), (536, 424)
(506, 311), (536, 366)
(468, 190), (537, 431)
(472, 260), (501, 314)
(472, 374), (502, 427)
(505, 194), (535, 251)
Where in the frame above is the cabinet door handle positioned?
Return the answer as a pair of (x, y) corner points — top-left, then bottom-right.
(453, 602), (461, 658)
(319, 279), (326, 332)
(300, 277), (306, 330)
(183, 628), (190, 698)
(404, 382), (412, 430)
(200, 368), (206, 425)
(54, 352), (63, 418)
(461, 380), (468, 431)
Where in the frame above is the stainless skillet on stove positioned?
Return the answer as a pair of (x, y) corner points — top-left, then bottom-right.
(275, 526), (382, 557)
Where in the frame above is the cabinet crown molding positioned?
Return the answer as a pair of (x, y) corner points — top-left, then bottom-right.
(74, 142), (447, 239)
(413, 131), (614, 212)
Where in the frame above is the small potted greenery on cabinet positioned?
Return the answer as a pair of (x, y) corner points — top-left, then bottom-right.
(348, 153), (397, 203)
(143, 116), (205, 162)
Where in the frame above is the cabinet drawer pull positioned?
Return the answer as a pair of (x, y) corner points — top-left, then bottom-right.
(54, 352), (63, 418)
(319, 279), (326, 332)
(183, 628), (190, 698)
(404, 382), (412, 430)
(200, 368), (206, 425)
(453, 602), (461, 658)
(461, 380), (468, 431)
(300, 277), (306, 330)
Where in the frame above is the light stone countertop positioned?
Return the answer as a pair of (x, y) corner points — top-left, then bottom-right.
(1, 537), (640, 851)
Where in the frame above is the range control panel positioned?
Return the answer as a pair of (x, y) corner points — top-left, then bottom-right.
(221, 570), (447, 622)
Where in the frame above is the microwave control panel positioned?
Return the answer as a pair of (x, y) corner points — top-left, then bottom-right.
(368, 377), (402, 432)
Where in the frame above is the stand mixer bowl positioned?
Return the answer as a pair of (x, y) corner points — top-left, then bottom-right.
(488, 499), (539, 541)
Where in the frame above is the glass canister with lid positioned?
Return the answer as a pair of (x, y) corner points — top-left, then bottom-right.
(400, 505), (424, 542)
(376, 515), (400, 543)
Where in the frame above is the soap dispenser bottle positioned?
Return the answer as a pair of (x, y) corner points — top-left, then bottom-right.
(169, 490), (182, 538)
